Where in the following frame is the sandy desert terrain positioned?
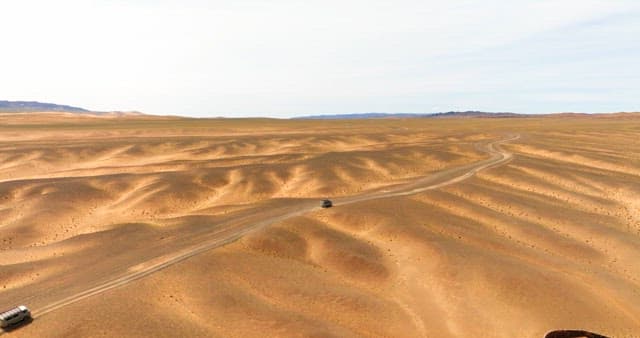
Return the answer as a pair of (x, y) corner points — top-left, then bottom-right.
(1, 113), (639, 337)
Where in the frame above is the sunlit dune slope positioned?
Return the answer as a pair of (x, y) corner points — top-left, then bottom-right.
(0, 116), (487, 248)
(2, 114), (640, 337)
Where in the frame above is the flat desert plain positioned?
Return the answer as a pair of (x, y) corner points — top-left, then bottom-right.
(1, 113), (639, 337)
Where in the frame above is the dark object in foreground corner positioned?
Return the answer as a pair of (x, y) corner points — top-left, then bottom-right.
(545, 330), (609, 338)
(321, 199), (333, 208)
(0, 305), (32, 331)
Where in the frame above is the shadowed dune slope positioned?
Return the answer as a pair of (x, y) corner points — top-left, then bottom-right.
(1, 115), (640, 337)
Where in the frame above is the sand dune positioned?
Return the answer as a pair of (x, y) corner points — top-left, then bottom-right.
(1, 114), (639, 337)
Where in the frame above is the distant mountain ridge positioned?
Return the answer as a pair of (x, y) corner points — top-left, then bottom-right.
(0, 100), (146, 116)
(294, 111), (522, 119)
(429, 111), (522, 118)
(295, 113), (429, 119)
(0, 100), (90, 113)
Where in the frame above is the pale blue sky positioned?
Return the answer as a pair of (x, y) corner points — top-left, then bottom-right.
(1, 0), (638, 117)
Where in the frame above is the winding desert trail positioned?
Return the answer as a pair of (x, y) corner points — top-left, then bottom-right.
(4, 115), (640, 337)
(12, 134), (518, 323)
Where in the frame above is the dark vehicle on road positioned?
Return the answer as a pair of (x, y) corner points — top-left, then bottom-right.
(321, 199), (333, 208)
(0, 305), (31, 329)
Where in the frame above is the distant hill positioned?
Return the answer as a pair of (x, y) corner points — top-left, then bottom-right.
(0, 100), (91, 113)
(429, 111), (523, 118)
(0, 100), (146, 117)
(294, 113), (431, 119)
(294, 111), (522, 119)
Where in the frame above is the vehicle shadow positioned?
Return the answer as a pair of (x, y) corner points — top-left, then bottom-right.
(544, 330), (609, 338)
(1, 317), (33, 333)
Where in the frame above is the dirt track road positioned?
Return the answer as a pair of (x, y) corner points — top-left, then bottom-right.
(1, 134), (519, 330)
